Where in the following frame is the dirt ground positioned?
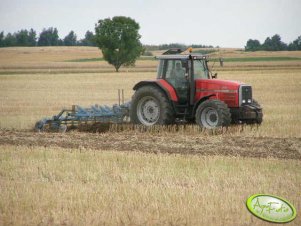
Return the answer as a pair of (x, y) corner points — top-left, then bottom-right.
(1, 129), (300, 160)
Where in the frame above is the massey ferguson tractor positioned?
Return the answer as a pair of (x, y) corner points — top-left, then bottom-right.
(35, 49), (263, 132)
(130, 49), (263, 128)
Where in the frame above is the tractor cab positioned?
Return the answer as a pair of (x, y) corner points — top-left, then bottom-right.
(156, 53), (210, 105)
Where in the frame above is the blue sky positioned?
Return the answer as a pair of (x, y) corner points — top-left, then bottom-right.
(0, 0), (300, 47)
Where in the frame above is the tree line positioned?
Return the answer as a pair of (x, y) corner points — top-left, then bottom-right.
(0, 27), (214, 50)
(144, 43), (214, 51)
(0, 28), (96, 47)
(245, 34), (301, 51)
(2, 27), (300, 52)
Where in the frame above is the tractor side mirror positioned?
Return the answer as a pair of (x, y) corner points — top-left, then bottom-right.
(212, 73), (218, 79)
(219, 58), (224, 67)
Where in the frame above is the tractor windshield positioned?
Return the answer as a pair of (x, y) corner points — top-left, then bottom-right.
(193, 60), (209, 79)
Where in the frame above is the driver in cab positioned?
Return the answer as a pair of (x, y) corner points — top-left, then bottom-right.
(171, 62), (186, 87)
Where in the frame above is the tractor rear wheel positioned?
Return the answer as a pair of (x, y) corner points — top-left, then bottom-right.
(130, 86), (175, 126)
(195, 99), (231, 129)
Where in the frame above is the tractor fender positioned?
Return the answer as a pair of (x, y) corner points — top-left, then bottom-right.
(133, 80), (178, 102)
(192, 94), (216, 115)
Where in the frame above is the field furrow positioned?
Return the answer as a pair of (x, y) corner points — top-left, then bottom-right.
(1, 130), (300, 160)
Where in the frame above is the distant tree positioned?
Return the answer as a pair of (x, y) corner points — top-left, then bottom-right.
(262, 37), (272, 51)
(288, 36), (301, 51)
(38, 27), (59, 46)
(95, 16), (143, 72)
(142, 50), (153, 56)
(158, 43), (187, 50)
(0, 29), (35, 47)
(0, 31), (4, 47)
(262, 34), (287, 51)
(271, 34), (287, 50)
(143, 44), (159, 51)
(28, 29), (37, 46)
(245, 39), (261, 51)
(15, 29), (30, 46)
(57, 39), (64, 46)
(143, 44), (213, 51)
(80, 30), (96, 46)
(63, 31), (77, 46)
(4, 33), (16, 47)
(246, 34), (291, 51)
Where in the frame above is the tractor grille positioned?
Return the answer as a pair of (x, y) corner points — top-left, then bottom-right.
(239, 85), (252, 106)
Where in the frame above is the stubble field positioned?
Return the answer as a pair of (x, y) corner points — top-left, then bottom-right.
(0, 47), (300, 225)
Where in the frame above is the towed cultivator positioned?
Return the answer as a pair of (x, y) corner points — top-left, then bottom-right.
(35, 103), (130, 132)
(35, 90), (130, 132)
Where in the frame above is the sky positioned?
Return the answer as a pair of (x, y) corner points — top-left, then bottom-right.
(0, 0), (300, 48)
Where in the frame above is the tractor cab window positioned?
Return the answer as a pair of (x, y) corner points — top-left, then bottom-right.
(157, 60), (164, 78)
(162, 59), (188, 104)
(193, 60), (209, 79)
(163, 60), (187, 87)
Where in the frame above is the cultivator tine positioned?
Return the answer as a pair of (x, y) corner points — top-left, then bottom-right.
(76, 106), (91, 117)
(91, 105), (98, 112)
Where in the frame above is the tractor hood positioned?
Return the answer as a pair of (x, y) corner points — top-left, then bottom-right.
(195, 79), (243, 91)
(195, 79), (246, 107)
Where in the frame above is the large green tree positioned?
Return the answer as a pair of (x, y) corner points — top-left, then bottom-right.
(95, 16), (143, 72)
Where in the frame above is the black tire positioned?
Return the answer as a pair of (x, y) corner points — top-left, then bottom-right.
(130, 85), (175, 125)
(195, 99), (231, 128)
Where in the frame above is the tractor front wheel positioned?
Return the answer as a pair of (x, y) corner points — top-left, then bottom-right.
(130, 86), (175, 126)
(246, 99), (263, 125)
(195, 99), (231, 129)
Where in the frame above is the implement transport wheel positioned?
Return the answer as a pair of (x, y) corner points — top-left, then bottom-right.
(58, 124), (67, 133)
(34, 120), (46, 132)
(195, 99), (231, 129)
(130, 86), (175, 126)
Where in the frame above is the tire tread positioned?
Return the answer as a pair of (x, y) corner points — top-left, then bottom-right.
(130, 85), (175, 125)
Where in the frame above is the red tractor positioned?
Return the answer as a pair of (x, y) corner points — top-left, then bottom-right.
(130, 49), (263, 128)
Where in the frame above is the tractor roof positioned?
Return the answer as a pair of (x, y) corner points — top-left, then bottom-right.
(155, 48), (208, 60)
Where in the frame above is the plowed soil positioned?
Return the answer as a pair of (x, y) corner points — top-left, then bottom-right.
(1, 130), (300, 160)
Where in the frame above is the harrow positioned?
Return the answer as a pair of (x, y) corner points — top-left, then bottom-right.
(35, 90), (130, 132)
